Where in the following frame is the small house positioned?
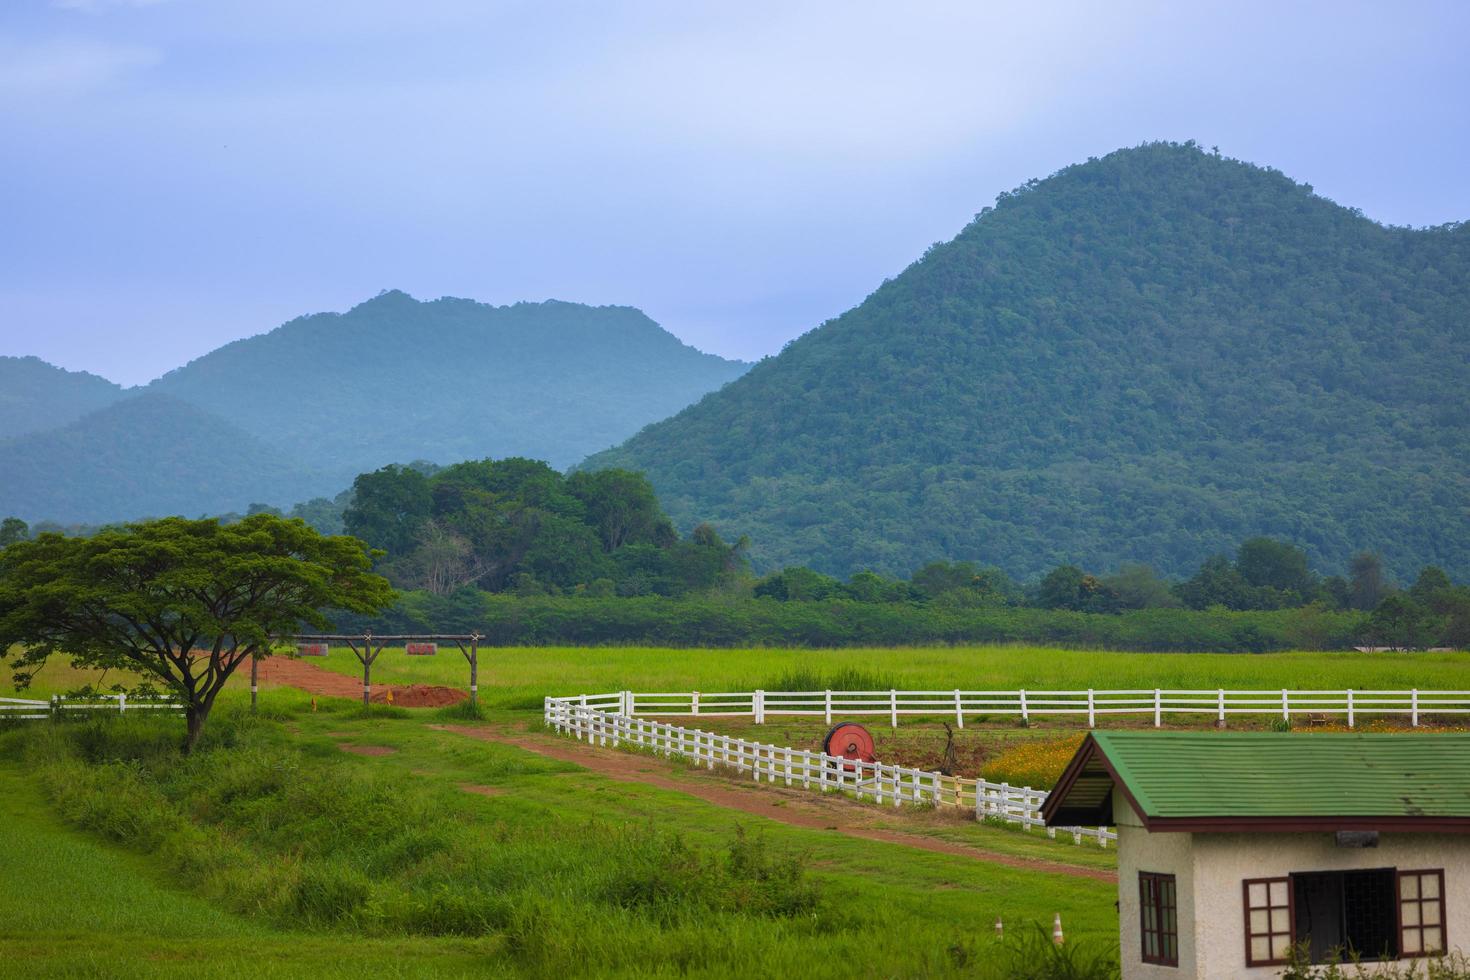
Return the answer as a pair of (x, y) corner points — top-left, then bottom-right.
(1042, 732), (1469, 979)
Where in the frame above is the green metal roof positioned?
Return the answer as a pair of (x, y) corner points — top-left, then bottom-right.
(1045, 732), (1470, 828)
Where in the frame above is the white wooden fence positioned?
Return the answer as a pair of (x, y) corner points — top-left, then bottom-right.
(611, 687), (1470, 728)
(543, 694), (1116, 847)
(0, 694), (183, 721)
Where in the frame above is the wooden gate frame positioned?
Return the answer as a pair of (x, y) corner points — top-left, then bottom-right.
(266, 633), (483, 707)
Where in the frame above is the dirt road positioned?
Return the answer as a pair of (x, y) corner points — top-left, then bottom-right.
(268, 658), (1114, 882)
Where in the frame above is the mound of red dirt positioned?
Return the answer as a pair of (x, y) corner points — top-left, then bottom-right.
(255, 657), (468, 708)
(371, 684), (467, 708)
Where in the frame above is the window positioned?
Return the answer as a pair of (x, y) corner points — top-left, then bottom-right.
(1398, 870), (1447, 957)
(1244, 877), (1293, 966)
(1294, 869), (1398, 962)
(1139, 872), (1178, 966)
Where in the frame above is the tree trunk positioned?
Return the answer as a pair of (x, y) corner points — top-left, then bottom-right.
(183, 705), (207, 754)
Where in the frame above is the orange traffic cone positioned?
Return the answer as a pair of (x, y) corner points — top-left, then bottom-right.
(1052, 913), (1064, 945)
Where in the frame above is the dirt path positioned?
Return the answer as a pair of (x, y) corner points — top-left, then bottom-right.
(437, 723), (1115, 883)
(254, 656), (466, 707)
(263, 659), (1112, 882)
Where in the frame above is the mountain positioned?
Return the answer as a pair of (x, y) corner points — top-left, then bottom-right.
(147, 292), (750, 480)
(0, 293), (748, 524)
(0, 356), (124, 439)
(0, 393), (323, 524)
(583, 143), (1470, 582)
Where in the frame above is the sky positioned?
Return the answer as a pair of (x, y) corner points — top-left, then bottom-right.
(2, 1), (1467, 387)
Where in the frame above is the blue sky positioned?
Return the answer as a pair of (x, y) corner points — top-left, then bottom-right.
(2, 0), (1467, 386)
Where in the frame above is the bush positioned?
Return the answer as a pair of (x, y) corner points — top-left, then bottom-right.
(346, 591), (1366, 651)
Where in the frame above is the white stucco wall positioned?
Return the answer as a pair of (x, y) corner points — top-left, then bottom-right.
(1114, 796), (1469, 980)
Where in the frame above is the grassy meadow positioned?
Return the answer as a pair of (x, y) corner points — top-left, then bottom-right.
(295, 643), (1468, 709)
(2, 643), (1465, 977)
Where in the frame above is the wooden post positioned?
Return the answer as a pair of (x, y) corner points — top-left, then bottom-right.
(1019, 688), (1029, 725)
(469, 635), (479, 705)
(1217, 688), (1226, 728)
(1281, 688), (1289, 723)
(692, 691), (700, 716)
(824, 689), (832, 725)
(954, 689), (964, 729)
(1154, 688), (1162, 728)
(1347, 689), (1355, 728)
(1087, 689), (1095, 729)
(250, 653), (259, 712)
(890, 689), (898, 728)
(1412, 688), (1419, 727)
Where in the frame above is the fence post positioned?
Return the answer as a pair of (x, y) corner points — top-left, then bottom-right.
(1154, 689), (1162, 728)
(1281, 689), (1289, 723)
(1087, 689), (1095, 729)
(692, 691), (700, 716)
(118, 691), (126, 715)
(954, 689), (964, 729)
(824, 689), (832, 725)
(1217, 689), (1226, 728)
(755, 689), (765, 725)
(50, 693), (59, 722)
(890, 689), (898, 728)
(1412, 689), (1419, 727)
(1020, 688), (1029, 725)
(1347, 689), (1355, 729)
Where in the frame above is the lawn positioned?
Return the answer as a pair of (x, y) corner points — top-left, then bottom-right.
(2, 643), (1463, 978)
(0, 699), (1118, 978)
(289, 643), (1467, 709)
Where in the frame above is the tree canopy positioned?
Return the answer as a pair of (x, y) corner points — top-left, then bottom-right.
(343, 458), (744, 597)
(0, 514), (394, 750)
(584, 142), (1470, 582)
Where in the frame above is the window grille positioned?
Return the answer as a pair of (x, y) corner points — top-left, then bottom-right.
(1398, 870), (1447, 957)
(1139, 872), (1178, 966)
(1244, 877), (1293, 966)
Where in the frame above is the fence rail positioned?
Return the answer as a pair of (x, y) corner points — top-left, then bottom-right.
(616, 687), (1470, 728)
(543, 694), (1115, 847)
(0, 694), (183, 721)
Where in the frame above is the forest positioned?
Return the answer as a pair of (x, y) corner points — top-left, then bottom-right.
(8, 451), (1464, 651)
(584, 142), (1470, 583)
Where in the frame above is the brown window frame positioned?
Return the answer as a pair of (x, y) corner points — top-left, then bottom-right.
(1139, 871), (1179, 967)
(1397, 869), (1448, 958)
(1243, 876), (1294, 967)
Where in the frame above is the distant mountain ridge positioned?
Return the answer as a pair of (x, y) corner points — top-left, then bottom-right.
(0, 293), (748, 524)
(584, 142), (1470, 581)
(0, 393), (321, 523)
(0, 356), (125, 439)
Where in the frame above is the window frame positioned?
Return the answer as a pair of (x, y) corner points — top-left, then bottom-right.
(1139, 871), (1179, 967)
(1397, 869), (1448, 959)
(1243, 876), (1294, 967)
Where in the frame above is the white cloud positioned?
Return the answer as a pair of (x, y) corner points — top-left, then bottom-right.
(0, 37), (159, 96)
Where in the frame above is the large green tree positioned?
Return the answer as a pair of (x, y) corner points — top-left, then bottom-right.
(0, 514), (394, 751)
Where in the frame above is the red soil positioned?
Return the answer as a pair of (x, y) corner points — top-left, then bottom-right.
(254, 656), (467, 707)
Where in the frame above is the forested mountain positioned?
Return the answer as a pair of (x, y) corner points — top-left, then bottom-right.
(0, 356), (124, 439)
(0, 394), (322, 523)
(1, 293), (746, 523)
(148, 292), (748, 479)
(584, 142), (1470, 581)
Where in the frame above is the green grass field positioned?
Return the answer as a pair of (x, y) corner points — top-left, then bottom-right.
(293, 644), (1465, 708)
(2, 644), (1465, 978)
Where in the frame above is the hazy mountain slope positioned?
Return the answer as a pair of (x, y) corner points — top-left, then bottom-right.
(0, 356), (124, 439)
(147, 292), (749, 480)
(0, 394), (322, 524)
(584, 143), (1470, 581)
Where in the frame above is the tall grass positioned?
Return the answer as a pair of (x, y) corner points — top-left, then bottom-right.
(3, 710), (1121, 977)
